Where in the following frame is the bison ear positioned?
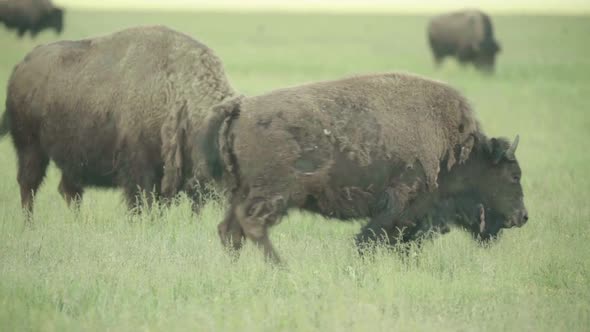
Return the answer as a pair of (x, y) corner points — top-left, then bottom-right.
(161, 101), (189, 199)
(489, 136), (519, 164)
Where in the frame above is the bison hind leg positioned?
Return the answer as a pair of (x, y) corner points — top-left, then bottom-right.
(16, 145), (49, 217)
(218, 206), (245, 252)
(58, 176), (84, 209)
(433, 54), (444, 68)
(428, 38), (445, 68)
(234, 195), (287, 264)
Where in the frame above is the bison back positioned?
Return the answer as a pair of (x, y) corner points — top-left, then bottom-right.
(428, 10), (489, 55)
(0, 0), (53, 26)
(228, 73), (479, 217)
(6, 25), (234, 187)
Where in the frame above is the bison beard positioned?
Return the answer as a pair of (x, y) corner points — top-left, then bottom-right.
(201, 73), (528, 263)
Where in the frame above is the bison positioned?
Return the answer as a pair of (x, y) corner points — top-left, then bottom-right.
(1, 25), (236, 216)
(201, 73), (527, 263)
(427, 10), (501, 73)
(0, 0), (64, 38)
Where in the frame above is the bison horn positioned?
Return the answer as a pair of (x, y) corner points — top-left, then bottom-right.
(505, 135), (520, 160)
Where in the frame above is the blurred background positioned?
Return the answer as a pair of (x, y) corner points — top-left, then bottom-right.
(55, 0), (590, 13)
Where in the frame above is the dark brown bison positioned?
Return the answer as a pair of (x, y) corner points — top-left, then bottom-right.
(1, 25), (236, 216)
(427, 10), (501, 73)
(0, 0), (64, 38)
(201, 73), (527, 263)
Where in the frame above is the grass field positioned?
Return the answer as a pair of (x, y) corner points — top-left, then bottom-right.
(1, 10), (589, 331)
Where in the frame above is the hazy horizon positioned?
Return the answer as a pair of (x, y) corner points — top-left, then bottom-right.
(54, 0), (590, 14)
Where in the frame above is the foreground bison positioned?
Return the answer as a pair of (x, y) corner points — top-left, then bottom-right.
(202, 73), (527, 263)
(427, 10), (501, 73)
(0, 0), (64, 38)
(1, 25), (236, 215)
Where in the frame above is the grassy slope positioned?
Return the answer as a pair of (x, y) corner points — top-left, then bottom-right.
(0, 11), (589, 331)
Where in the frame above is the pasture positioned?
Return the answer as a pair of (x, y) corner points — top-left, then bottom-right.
(0, 11), (589, 331)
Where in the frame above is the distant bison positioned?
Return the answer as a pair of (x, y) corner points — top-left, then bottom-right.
(0, 0), (64, 38)
(1, 25), (236, 215)
(201, 73), (527, 263)
(428, 10), (501, 73)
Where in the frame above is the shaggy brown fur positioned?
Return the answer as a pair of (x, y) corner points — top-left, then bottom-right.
(201, 73), (528, 263)
(0, 0), (63, 38)
(3, 25), (236, 215)
(428, 10), (501, 73)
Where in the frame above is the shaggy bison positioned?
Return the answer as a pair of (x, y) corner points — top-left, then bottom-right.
(0, 0), (64, 38)
(201, 73), (527, 263)
(427, 10), (501, 73)
(1, 25), (236, 215)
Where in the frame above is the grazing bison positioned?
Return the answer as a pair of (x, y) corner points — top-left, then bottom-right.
(201, 73), (527, 263)
(1, 25), (236, 215)
(427, 10), (501, 73)
(0, 0), (64, 38)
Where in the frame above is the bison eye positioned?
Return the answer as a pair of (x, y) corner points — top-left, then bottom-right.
(512, 175), (521, 183)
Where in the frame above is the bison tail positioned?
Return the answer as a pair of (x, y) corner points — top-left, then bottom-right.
(0, 110), (9, 138)
(202, 95), (243, 181)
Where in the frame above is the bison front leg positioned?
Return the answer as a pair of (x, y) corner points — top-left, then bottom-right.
(433, 55), (444, 68)
(17, 27), (27, 38)
(356, 209), (396, 247)
(58, 176), (84, 209)
(355, 182), (422, 249)
(124, 186), (158, 211)
(16, 145), (50, 218)
(356, 210), (416, 249)
(218, 205), (245, 253)
(122, 167), (160, 211)
(184, 179), (221, 215)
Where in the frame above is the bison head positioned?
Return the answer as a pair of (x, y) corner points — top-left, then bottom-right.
(442, 135), (528, 240)
(35, 7), (64, 36)
(473, 40), (500, 73)
(49, 8), (64, 34)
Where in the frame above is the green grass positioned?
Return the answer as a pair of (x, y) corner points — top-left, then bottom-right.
(1, 10), (590, 331)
